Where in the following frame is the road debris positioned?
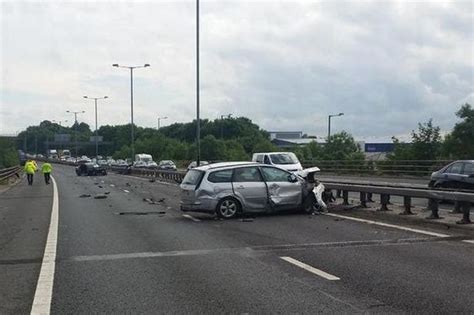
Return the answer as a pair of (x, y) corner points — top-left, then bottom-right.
(79, 194), (91, 198)
(98, 185), (103, 188)
(149, 178), (156, 183)
(240, 218), (254, 222)
(104, 191), (110, 195)
(94, 194), (108, 199)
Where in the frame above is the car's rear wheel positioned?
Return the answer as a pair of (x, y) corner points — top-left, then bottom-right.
(216, 197), (240, 219)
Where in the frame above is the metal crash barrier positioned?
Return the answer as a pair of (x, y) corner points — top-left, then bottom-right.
(323, 181), (474, 225)
(0, 165), (22, 183)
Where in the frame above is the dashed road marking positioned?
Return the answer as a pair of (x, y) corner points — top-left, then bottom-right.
(30, 176), (59, 314)
(463, 240), (474, 244)
(183, 214), (201, 222)
(280, 256), (340, 281)
(109, 184), (115, 187)
(323, 213), (450, 238)
(123, 190), (130, 193)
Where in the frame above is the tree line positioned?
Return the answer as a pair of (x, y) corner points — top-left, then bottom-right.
(8, 103), (472, 168)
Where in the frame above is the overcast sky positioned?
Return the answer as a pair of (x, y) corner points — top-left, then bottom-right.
(1, 0), (473, 142)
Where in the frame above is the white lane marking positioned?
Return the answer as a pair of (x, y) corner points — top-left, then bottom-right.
(280, 256), (340, 281)
(109, 184), (115, 187)
(323, 213), (450, 238)
(31, 176), (59, 314)
(123, 189), (130, 193)
(463, 240), (474, 244)
(183, 214), (201, 222)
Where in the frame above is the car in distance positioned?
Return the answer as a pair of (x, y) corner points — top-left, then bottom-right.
(252, 152), (303, 172)
(133, 160), (148, 168)
(180, 162), (325, 219)
(159, 160), (177, 171)
(187, 160), (209, 170)
(76, 162), (107, 176)
(429, 160), (474, 190)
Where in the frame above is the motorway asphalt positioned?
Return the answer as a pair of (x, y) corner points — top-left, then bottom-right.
(1, 164), (473, 314)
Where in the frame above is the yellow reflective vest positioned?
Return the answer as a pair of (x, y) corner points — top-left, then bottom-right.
(24, 161), (37, 174)
(41, 163), (52, 174)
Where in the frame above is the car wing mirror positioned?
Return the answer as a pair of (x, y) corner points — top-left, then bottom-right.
(468, 174), (474, 178)
(288, 174), (298, 183)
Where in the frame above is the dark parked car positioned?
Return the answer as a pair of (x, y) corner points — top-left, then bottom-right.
(428, 160), (474, 190)
(76, 162), (107, 176)
(158, 160), (177, 171)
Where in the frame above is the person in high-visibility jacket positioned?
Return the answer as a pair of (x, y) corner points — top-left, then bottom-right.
(41, 162), (53, 185)
(24, 160), (37, 185)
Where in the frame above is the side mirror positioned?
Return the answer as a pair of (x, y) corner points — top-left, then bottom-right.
(468, 174), (474, 178)
(288, 174), (298, 183)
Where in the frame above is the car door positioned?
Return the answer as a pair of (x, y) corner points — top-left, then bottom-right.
(232, 167), (268, 211)
(442, 162), (464, 188)
(260, 166), (303, 210)
(460, 162), (474, 190)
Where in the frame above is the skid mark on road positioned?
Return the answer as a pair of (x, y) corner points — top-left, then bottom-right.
(63, 236), (459, 263)
(30, 176), (59, 315)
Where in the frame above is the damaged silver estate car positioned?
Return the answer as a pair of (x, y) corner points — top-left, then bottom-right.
(180, 162), (327, 219)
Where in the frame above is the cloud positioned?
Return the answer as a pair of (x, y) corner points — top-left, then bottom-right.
(1, 0), (473, 143)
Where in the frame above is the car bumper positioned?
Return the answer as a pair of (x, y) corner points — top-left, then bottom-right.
(180, 198), (218, 213)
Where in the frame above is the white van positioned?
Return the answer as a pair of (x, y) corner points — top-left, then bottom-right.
(252, 152), (303, 172)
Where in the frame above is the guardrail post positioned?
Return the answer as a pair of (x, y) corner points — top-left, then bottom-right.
(399, 196), (414, 215)
(359, 192), (367, 208)
(451, 201), (462, 214)
(367, 192), (374, 202)
(426, 198), (441, 219)
(456, 201), (471, 224)
(342, 190), (349, 205)
(378, 194), (390, 211)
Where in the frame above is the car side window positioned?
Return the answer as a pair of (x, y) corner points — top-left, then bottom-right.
(256, 155), (263, 163)
(445, 163), (463, 174)
(462, 163), (474, 175)
(208, 169), (233, 183)
(233, 167), (262, 182)
(260, 167), (290, 182)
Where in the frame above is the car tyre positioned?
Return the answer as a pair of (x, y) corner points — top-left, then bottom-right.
(216, 197), (241, 219)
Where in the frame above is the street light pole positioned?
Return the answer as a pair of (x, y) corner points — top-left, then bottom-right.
(328, 112), (344, 142)
(84, 95), (108, 160)
(157, 116), (168, 130)
(113, 63), (150, 162)
(196, 0), (201, 166)
(66, 110), (85, 158)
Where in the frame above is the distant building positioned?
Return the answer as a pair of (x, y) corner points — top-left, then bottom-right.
(268, 131), (303, 140)
(269, 131), (395, 160)
(269, 131), (323, 148)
